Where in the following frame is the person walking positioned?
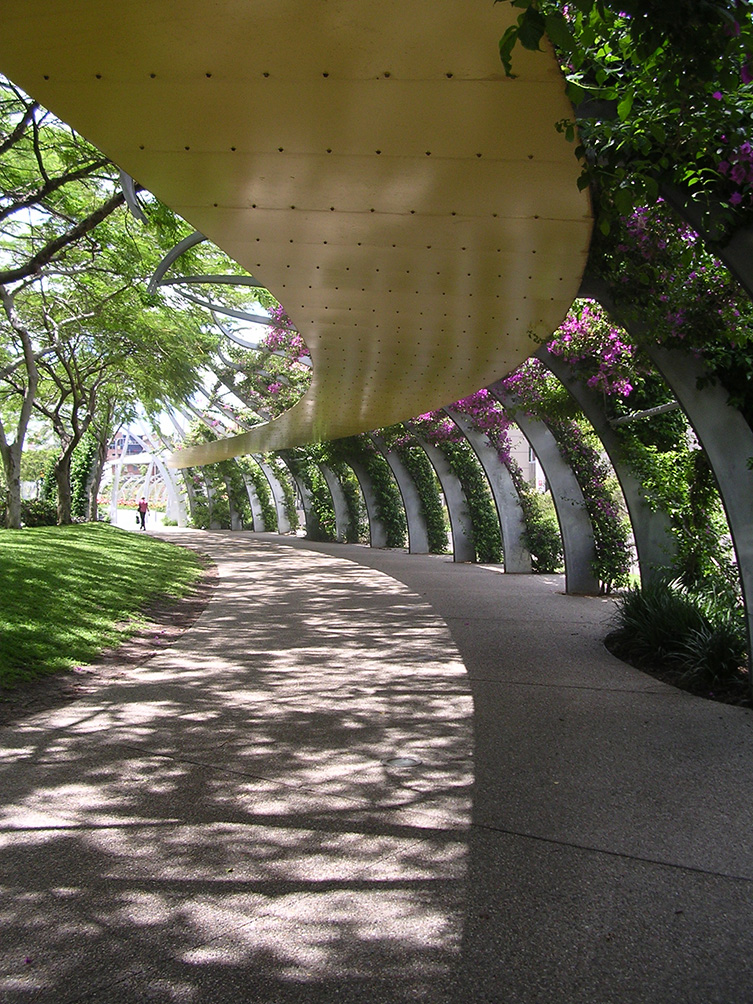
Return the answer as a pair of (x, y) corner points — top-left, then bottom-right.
(137, 496), (149, 531)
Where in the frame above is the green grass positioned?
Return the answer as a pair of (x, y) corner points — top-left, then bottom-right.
(0, 524), (205, 688)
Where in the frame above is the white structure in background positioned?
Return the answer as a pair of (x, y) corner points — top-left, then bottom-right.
(104, 428), (186, 526)
(508, 427), (546, 493)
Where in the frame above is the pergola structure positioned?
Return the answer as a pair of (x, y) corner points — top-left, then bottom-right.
(0, 0), (592, 464)
(2, 2), (752, 653)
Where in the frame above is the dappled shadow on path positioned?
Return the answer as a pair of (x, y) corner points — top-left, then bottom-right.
(0, 536), (472, 1003)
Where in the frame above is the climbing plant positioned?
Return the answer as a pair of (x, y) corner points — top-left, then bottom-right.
(238, 457), (277, 531)
(264, 454), (299, 532)
(379, 426), (448, 553)
(499, 357), (633, 592)
(328, 435), (407, 548)
(70, 433), (99, 522)
(279, 448), (337, 542)
(181, 467), (210, 530)
(405, 413), (502, 564)
(506, 459), (564, 572)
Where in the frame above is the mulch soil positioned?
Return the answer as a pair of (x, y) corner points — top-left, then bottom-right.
(605, 635), (753, 710)
(0, 548), (218, 727)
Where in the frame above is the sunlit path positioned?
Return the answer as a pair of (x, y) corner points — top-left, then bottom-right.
(3, 532), (753, 1002)
(0, 534), (472, 1003)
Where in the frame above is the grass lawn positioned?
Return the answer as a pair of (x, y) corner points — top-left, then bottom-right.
(0, 523), (205, 689)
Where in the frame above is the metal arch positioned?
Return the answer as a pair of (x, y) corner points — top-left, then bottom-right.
(537, 345), (676, 584)
(253, 457), (292, 534)
(320, 465), (352, 543)
(159, 274), (265, 289)
(445, 407), (532, 573)
(119, 170), (146, 222)
(414, 437), (475, 563)
(174, 289), (295, 329)
(370, 434), (430, 554)
(0, 1), (592, 469)
(211, 371), (275, 423)
(194, 384), (256, 429)
(346, 458), (390, 549)
(646, 344), (753, 664)
(239, 467), (266, 530)
(147, 231), (207, 296)
(580, 273), (753, 669)
(488, 383), (599, 595)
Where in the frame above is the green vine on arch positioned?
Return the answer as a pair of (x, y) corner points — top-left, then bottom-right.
(380, 427), (448, 554)
(328, 435), (407, 548)
(435, 440), (503, 564)
(264, 454), (299, 532)
(279, 448), (337, 543)
(237, 456), (277, 531)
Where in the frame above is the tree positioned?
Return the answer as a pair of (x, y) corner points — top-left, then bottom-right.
(0, 76), (214, 525)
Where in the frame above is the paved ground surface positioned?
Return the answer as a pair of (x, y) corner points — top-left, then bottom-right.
(3, 529), (753, 1003)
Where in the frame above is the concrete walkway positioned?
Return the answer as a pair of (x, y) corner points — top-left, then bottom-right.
(2, 530), (753, 1003)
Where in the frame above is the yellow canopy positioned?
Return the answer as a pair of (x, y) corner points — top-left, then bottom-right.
(0, 1), (592, 466)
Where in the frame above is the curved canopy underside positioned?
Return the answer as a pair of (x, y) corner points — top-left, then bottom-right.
(0, 1), (592, 468)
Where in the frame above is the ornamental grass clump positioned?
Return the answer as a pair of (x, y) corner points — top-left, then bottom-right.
(607, 577), (749, 699)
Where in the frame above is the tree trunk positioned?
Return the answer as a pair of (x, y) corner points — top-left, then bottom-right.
(88, 436), (109, 521)
(0, 440), (23, 528)
(55, 450), (74, 524)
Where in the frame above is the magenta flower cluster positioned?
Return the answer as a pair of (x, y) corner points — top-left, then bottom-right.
(259, 304), (311, 363)
(718, 140), (753, 207)
(548, 301), (635, 397)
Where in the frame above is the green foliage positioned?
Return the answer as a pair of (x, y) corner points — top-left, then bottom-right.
(39, 455), (57, 504)
(0, 76), (215, 526)
(328, 436), (407, 548)
(0, 497), (58, 527)
(238, 457), (277, 531)
(608, 576), (748, 693)
(181, 467), (210, 530)
(19, 446), (57, 484)
(329, 459), (365, 543)
(392, 441), (449, 554)
(439, 440), (503, 564)
(265, 454), (299, 531)
(622, 436), (737, 588)
(182, 423), (257, 530)
(219, 458), (253, 528)
(70, 433), (98, 521)
(508, 462), (564, 572)
(549, 418), (632, 592)
(497, 0), (753, 232)
(280, 449), (337, 543)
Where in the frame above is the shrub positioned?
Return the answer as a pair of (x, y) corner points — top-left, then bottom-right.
(607, 577), (749, 694)
(20, 498), (58, 527)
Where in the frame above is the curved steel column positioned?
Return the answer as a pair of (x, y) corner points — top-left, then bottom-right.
(347, 460), (389, 549)
(240, 471), (265, 531)
(320, 464), (352, 543)
(280, 460), (314, 538)
(254, 458), (290, 534)
(445, 408), (531, 573)
(489, 385), (599, 594)
(370, 435), (430, 554)
(646, 344), (753, 665)
(538, 347), (676, 584)
(416, 439), (474, 563)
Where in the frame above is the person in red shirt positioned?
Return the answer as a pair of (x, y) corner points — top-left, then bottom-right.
(137, 497), (149, 531)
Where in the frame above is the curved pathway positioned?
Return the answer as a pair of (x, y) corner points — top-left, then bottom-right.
(2, 531), (753, 1003)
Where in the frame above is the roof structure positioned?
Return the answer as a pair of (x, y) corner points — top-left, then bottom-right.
(0, 0), (592, 467)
